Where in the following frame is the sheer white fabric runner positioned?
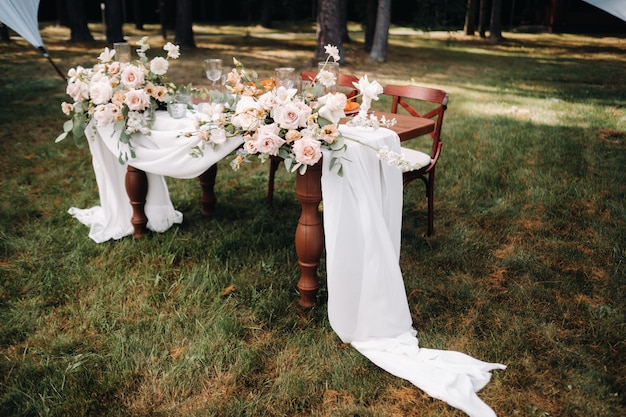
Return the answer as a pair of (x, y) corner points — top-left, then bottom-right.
(69, 111), (243, 243)
(322, 126), (506, 417)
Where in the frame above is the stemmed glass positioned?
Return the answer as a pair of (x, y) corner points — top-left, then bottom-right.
(204, 59), (223, 89)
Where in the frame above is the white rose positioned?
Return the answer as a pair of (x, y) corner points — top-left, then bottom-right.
(66, 81), (89, 102)
(231, 96), (263, 130)
(292, 136), (322, 166)
(89, 80), (113, 105)
(150, 56), (169, 76)
(354, 75), (383, 113)
(120, 65), (145, 89)
(163, 42), (180, 59)
(92, 103), (119, 126)
(317, 92), (347, 124)
(209, 128), (227, 145)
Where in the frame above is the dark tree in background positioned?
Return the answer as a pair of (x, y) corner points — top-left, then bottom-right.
(316, 0), (343, 62)
(175, 0), (196, 47)
(490, 0), (503, 41)
(260, 0), (273, 28)
(464, 0), (478, 35)
(363, 0), (377, 52)
(131, 0), (145, 30)
(368, 0), (391, 62)
(478, 0), (489, 37)
(1, 23), (9, 42)
(66, 0), (93, 41)
(104, 0), (125, 43)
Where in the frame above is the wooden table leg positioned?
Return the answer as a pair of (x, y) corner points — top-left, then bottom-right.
(125, 165), (148, 238)
(198, 164), (218, 217)
(294, 161), (323, 308)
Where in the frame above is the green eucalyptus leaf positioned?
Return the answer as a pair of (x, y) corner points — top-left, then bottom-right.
(63, 119), (73, 132)
(55, 132), (68, 143)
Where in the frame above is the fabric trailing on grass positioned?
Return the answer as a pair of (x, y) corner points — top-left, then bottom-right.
(68, 111), (243, 243)
(322, 126), (506, 417)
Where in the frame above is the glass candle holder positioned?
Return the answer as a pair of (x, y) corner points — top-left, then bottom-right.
(168, 102), (187, 119)
(114, 42), (131, 63)
(275, 67), (296, 89)
(318, 61), (339, 93)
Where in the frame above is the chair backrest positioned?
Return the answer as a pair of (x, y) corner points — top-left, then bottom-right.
(382, 84), (449, 160)
(301, 71), (360, 99)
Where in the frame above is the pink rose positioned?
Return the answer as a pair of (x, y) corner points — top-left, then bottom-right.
(292, 136), (322, 166)
(254, 123), (285, 156)
(273, 103), (307, 130)
(124, 89), (151, 111)
(120, 65), (145, 89)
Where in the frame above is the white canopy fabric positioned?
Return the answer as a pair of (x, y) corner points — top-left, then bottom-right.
(581, 0), (626, 23)
(0, 0), (44, 49)
(0, 0), (66, 80)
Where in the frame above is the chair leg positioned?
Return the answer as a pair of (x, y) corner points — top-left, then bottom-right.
(426, 171), (435, 236)
(267, 156), (281, 207)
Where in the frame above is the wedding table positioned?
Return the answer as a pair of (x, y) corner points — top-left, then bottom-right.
(69, 109), (505, 417)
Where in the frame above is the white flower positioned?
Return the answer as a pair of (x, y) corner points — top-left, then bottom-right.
(292, 136), (322, 166)
(150, 56), (169, 75)
(273, 86), (298, 105)
(324, 44), (340, 62)
(163, 42), (180, 59)
(66, 80), (89, 102)
(93, 102), (122, 126)
(231, 96), (264, 130)
(354, 75), (383, 113)
(89, 80), (113, 105)
(317, 69), (336, 89)
(317, 92), (347, 124)
(98, 47), (115, 63)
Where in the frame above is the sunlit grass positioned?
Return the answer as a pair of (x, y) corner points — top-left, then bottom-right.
(1, 24), (626, 416)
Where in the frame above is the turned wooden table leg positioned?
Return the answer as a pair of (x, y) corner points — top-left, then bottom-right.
(198, 164), (218, 217)
(294, 161), (323, 308)
(125, 165), (148, 238)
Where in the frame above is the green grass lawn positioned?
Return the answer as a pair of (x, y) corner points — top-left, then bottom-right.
(1, 22), (625, 416)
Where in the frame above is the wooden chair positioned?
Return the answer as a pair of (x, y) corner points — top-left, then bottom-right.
(382, 84), (449, 236)
(266, 71), (360, 207)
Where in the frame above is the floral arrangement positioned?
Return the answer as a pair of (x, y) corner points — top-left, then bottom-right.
(56, 37), (182, 163)
(188, 45), (395, 176)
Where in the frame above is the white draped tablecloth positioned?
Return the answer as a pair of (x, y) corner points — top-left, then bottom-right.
(69, 110), (243, 243)
(70, 114), (505, 415)
(323, 126), (506, 417)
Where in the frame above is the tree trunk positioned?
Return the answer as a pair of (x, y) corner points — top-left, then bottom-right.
(490, 0), (503, 41)
(464, 0), (477, 35)
(66, 0), (94, 41)
(363, 0), (376, 52)
(131, 0), (144, 30)
(260, 0), (273, 29)
(104, 0), (125, 43)
(316, 0), (343, 63)
(340, 0), (350, 43)
(175, 0), (195, 48)
(368, 0), (391, 63)
(478, 0), (489, 38)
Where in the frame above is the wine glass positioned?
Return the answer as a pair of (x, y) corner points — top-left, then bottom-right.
(204, 59), (223, 89)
